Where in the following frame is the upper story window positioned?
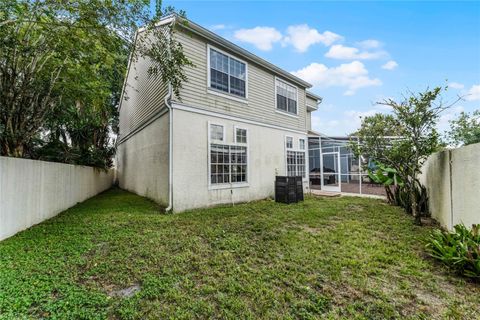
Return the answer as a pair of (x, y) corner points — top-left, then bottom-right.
(209, 47), (247, 98)
(276, 79), (297, 115)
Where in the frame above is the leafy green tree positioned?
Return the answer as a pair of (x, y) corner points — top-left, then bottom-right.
(447, 110), (480, 147)
(0, 0), (191, 167)
(354, 87), (459, 225)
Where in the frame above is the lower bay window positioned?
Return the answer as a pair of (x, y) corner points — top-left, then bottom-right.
(210, 144), (247, 184)
(287, 150), (306, 178)
(209, 123), (248, 186)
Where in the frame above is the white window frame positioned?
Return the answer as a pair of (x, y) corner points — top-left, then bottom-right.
(286, 150), (307, 179)
(234, 126), (248, 145)
(275, 77), (299, 117)
(299, 138), (306, 150)
(207, 121), (250, 190)
(284, 135), (308, 180)
(207, 44), (249, 104)
(285, 135), (294, 149)
(209, 123), (226, 142)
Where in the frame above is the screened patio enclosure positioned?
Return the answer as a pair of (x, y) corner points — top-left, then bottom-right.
(308, 134), (386, 196)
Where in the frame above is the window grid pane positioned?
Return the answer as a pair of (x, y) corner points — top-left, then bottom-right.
(211, 69), (229, 93)
(286, 137), (293, 149)
(210, 48), (246, 98)
(211, 144), (230, 184)
(211, 144), (247, 185)
(287, 150), (306, 178)
(231, 145), (247, 183)
(236, 128), (247, 144)
(287, 151), (296, 176)
(296, 152), (306, 178)
(230, 76), (245, 97)
(210, 124), (224, 141)
(276, 80), (297, 114)
(299, 139), (305, 150)
(287, 99), (297, 114)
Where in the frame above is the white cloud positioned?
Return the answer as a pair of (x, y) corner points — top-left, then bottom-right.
(291, 61), (382, 95)
(465, 84), (480, 101)
(448, 82), (464, 89)
(210, 24), (226, 31)
(311, 107), (385, 136)
(282, 24), (342, 52)
(357, 39), (382, 49)
(311, 114), (349, 135)
(345, 109), (378, 118)
(345, 109), (379, 123)
(325, 44), (387, 60)
(438, 106), (465, 133)
(234, 26), (282, 51)
(382, 60), (398, 70)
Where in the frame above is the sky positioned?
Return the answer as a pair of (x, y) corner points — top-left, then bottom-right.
(162, 1), (480, 136)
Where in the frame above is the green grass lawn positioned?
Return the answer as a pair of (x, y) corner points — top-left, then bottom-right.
(1, 188), (479, 319)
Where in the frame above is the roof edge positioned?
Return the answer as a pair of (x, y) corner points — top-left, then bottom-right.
(168, 14), (312, 89)
(306, 90), (323, 102)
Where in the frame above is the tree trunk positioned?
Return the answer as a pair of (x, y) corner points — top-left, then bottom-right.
(385, 185), (395, 204)
(411, 188), (421, 225)
(13, 144), (24, 158)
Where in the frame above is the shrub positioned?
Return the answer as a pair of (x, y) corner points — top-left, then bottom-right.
(426, 224), (480, 279)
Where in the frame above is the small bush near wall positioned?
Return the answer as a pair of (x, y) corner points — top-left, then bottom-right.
(426, 224), (480, 280)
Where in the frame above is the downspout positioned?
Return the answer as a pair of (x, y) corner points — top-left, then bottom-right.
(448, 149), (453, 229)
(164, 83), (173, 212)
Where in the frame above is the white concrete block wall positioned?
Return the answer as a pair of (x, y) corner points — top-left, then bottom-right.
(116, 114), (169, 206)
(0, 157), (113, 241)
(171, 108), (308, 212)
(420, 143), (480, 230)
(450, 143), (480, 228)
(419, 151), (453, 229)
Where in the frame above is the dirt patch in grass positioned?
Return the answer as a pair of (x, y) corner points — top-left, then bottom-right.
(420, 217), (440, 227)
(107, 283), (141, 298)
(299, 225), (323, 234)
(345, 204), (366, 212)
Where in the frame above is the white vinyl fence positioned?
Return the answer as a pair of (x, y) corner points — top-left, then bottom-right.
(420, 143), (480, 230)
(0, 157), (113, 240)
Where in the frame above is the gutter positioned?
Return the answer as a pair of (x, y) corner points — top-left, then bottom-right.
(306, 90), (323, 102)
(164, 83), (173, 212)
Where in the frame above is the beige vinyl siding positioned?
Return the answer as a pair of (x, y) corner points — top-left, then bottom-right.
(306, 96), (318, 108)
(307, 112), (312, 131)
(173, 29), (307, 132)
(119, 48), (168, 140)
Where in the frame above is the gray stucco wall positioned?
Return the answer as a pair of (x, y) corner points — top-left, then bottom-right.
(419, 143), (480, 230)
(0, 157), (113, 241)
(116, 114), (169, 206)
(171, 107), (308, 212)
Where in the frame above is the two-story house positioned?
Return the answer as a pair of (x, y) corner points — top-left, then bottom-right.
(117, 14), (321, 212)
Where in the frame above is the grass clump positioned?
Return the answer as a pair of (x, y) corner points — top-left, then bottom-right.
(426, 224), (480, 279)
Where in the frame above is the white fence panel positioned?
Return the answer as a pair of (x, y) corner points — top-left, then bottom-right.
(0, 157), (113, 240)
(420, 143), (480, 230)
